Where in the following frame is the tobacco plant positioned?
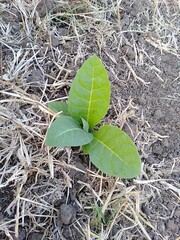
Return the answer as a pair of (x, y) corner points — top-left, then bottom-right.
(46, 55), (141, 178)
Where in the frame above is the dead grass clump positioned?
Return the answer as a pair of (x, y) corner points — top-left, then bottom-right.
(0, 80), (67, 237)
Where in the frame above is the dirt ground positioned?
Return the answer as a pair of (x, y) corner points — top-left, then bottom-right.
(0, 0), (179, 239)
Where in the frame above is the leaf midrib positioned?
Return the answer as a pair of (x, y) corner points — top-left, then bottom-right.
(87, 68), (95, 123)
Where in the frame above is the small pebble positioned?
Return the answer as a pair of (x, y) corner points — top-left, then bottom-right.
(36, 0), (55, 17)
(167, 219), (177, 232)
(137, 97), (146, 106)
(162, 138), (169, 147)
(121, 45), (135, 60)
(167, 203), (174, 211)
(152, 143), (163, 155)
(154, 109), (163, 120)
(59, 204), (76, 225)
(157, 220), (165, 233)
(146, 155), (157, 164)
(51, 35), (59, 48)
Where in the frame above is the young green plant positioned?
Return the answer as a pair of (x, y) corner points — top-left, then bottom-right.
(46, 55), (141, 178)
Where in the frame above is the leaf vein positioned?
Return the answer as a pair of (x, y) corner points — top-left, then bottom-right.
(94, 137), (133, 170)
(57, 128), (84, 137)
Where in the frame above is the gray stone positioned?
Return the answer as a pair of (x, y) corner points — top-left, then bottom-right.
(137, 97), (146, 106)
(59, 204), (76, 225)
(154, 109), (163, 120)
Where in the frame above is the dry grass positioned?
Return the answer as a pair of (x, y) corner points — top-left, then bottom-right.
(0, 0), (179, 239)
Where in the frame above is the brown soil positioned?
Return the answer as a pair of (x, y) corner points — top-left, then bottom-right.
(0, 0), (179, 240)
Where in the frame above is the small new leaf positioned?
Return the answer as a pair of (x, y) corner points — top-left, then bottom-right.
(81, 118), (90, 132)
(46, 116), (93, 147)
(48, 101), (70, 116)
(83, 125), (141, 178)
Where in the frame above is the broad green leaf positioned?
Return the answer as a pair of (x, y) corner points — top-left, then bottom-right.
(81, 118), (90, 132)
(83, 125), (141, 178)
(46, 115), (93, 147)
(48, 101), (70, 115)
(68, 55), (110, 129)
